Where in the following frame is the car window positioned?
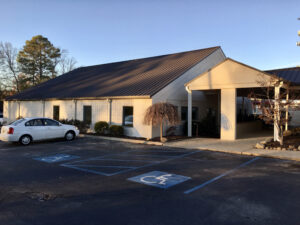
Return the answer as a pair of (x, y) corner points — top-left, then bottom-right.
(25, 119), (44, 126)
(10, 119), (25, 126)
(44, 119), (59, 126)
(0, 115), (3, 118)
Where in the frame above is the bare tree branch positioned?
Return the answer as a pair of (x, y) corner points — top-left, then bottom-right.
(0, 42), (20, 93)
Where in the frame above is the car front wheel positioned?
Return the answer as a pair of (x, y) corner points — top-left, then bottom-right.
(65, 131), (75, 141)
(19, 135), (32, 146)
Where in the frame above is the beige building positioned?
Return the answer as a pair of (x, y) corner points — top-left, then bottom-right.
(4, 47), (300, 141)
(4, 47), (226, 139)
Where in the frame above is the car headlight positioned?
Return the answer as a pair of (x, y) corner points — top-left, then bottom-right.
(75, 126), (79, 130)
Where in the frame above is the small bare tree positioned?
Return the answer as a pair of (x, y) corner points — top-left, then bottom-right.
(144, 102), (180, 142)
(58, 55), (77, 75)
(0, 42), (20, 93)
(249, 75), (300, 145)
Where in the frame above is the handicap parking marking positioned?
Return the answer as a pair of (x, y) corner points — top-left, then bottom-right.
(33, 154), (80, 163)
(184, 157), (260, 194)
(128, 171), (191, 189)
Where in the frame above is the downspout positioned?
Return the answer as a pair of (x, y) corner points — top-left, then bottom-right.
(18, 101), (21, 118)
(42, 100), (45, 117)
(74, 99), (77, 120)
(107, 99), (112, 125)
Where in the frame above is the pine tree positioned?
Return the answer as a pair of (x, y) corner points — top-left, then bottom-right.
(17, 35), (61, 86)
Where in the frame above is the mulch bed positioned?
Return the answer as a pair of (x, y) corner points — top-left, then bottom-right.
(150, 136), (192, 142)
(261, 135), (300, 151)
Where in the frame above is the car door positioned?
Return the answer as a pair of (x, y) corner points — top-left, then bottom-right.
(43, 119), (64, 138)
(25, 119), (46, 141)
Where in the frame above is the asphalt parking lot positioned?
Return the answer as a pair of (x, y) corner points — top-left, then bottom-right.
(0, 137), (300, 225)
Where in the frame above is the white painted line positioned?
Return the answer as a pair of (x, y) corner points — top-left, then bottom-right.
(67, 165), (137, 169)
(61, 150), (200, 176)
(122, 150), (200, 174)
(184, 157), (260, 194)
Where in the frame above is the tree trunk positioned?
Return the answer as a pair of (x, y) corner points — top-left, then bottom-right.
(279, 125), (284, 146)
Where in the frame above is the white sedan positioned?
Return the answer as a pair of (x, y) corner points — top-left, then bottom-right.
(0, 118), (80, 145)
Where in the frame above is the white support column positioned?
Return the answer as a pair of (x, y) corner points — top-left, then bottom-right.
(274, 86), (280, 141)
(285, 88), (289, 131)
(186, 87), (192, 137)
(221, 88), (237, 140)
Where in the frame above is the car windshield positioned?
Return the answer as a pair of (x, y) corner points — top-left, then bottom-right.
(9, 118), (26, 126)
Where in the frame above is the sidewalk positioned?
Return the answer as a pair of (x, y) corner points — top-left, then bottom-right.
(165, 137), (300, 162)
(82, 135), (300, 162)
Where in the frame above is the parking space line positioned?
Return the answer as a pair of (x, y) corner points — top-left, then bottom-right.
(117, 150), (200, 175)
(61, 164), (111, 176)
(184, 157), (260, 194)
(61, 150), (200, 176)
(84, 158), (161, 163)
(67, 165), (137, 169)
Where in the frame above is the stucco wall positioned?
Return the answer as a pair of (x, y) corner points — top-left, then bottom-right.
(187, 59), (272, 91)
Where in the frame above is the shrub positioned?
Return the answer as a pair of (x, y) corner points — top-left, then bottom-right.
(94, 121), (109, 134)
(59, 119), (89, 133)
(109, 125), (124, 136)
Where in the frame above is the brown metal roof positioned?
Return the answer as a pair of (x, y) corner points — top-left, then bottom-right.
(7, 46), (221, 101)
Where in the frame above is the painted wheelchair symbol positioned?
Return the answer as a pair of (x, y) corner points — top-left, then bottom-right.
(140, 174), (173, 185)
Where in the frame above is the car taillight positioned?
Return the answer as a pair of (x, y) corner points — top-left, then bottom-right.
(7, 127), (14, 134)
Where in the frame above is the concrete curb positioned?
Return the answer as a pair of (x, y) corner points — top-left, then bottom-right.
(80, 134), (163, 146)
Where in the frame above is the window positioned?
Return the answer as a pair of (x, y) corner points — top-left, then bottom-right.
(10, 118), (25, 126)
(181, 106), (198, 121)
(83, 106), (92, 124)
(25, 119), (44, 126)
(123, 106), (133, 127)
(44, 119), (59, 126)
(53, 106), (60, 121)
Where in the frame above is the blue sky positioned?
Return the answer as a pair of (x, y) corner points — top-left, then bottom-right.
(0, 0), (299, 70)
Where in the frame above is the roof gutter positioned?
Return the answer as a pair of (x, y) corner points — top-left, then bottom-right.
(5, 95), (152, 101)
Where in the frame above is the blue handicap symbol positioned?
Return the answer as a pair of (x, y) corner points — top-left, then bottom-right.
(128, 171), (191, 189)
(34, 154), (80, 163)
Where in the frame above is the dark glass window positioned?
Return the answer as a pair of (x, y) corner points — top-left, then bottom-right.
(44, 119), (59, 126)
(83, 106), (92, 124)
(25, 119), (44, 126)
(53, 106), (60, 121)
(181, 106), (198, 121)
(123, 106), (133, 127)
